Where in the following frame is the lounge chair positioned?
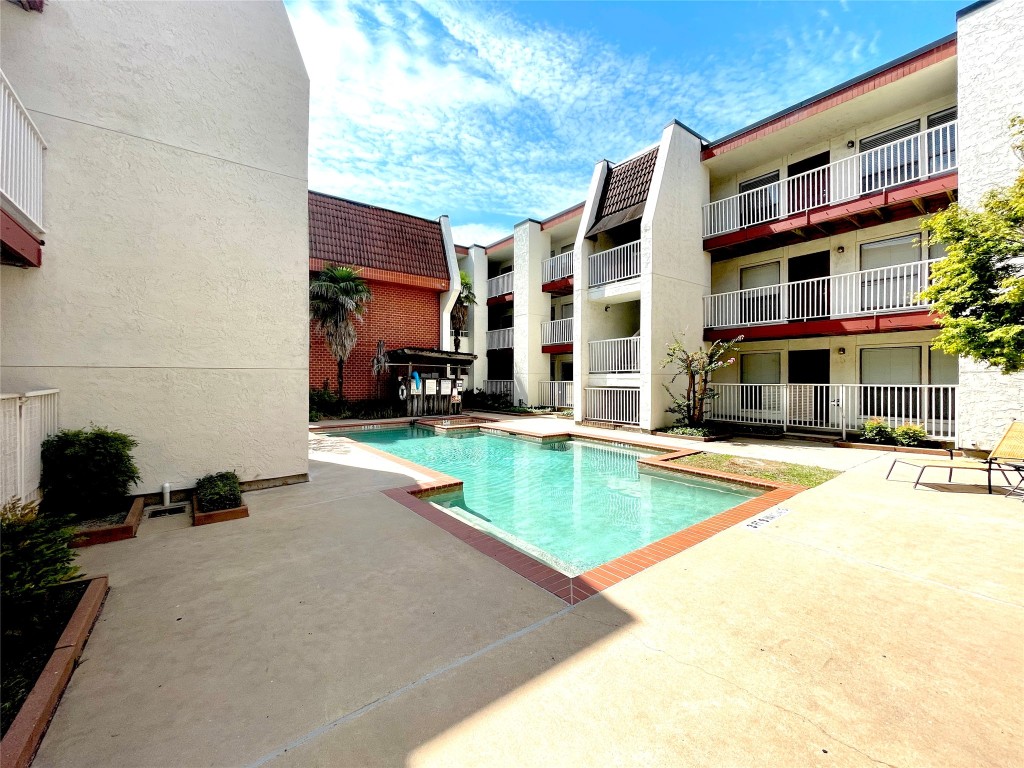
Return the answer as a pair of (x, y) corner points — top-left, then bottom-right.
(886, 420), (1024, 494)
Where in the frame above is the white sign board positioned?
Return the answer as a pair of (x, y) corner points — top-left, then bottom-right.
(425, 379), (437, 396)
(440, 379), (452, 396)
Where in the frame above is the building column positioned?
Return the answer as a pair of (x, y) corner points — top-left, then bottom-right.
(468, 245), (489, 389)
(513, 219), (549, 406)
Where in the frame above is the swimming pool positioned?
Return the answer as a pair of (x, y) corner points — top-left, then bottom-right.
(342, 427), (760, 576)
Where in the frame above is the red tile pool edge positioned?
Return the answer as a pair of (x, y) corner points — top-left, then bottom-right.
(345, 431), (806, 605)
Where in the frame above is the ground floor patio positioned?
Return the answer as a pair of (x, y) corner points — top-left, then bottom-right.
(33, 423), (1024, 767)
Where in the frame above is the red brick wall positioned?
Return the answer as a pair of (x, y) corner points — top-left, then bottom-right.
(310, 279), (441, 400)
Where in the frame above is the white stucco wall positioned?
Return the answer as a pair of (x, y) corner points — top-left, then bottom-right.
(437, 215), (460, 350)
(0, 0), (310, 490)
(467, 245), (489, 388)
(955, 0), (1024, 450)
(512, 220), (549, 405)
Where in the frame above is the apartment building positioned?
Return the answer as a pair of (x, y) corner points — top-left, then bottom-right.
(463, 0), (1023, 450)
(1, 0), (310, 493)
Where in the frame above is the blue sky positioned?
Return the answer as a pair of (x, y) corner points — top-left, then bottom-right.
(284, 0), (961, 246)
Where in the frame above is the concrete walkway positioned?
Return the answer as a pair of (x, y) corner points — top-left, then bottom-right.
(34, 430), (1023, 767)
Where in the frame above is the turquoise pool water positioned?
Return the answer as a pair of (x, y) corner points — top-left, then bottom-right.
(343, 427), (759, 576)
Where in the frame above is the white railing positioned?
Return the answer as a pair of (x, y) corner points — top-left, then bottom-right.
(704, 259), (940, 328)
(487, 272), (514, 299)
(541, 317), (573, 346)
(482, 380), (514, 399)
(706, 383), (957, 440)
(539, 381), (573, 409)
(703, 121), (958, 238)
(542, 251), (574, 283)
(589, 336), (640, 373)
(486, 327), (514, 350)
(589, 240), (641, 287)
(1, 389), (60, 503)
(1, 70), (46, 235)
(585, 387), (640, 425)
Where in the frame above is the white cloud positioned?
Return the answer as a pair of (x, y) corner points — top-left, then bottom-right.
(286, 0), (879, 233)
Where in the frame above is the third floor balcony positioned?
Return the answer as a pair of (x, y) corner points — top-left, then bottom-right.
(1, 69), (46, 267)
(486, 271), (514, 303)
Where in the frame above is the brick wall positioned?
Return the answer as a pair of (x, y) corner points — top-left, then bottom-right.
(310, 279), (441, 400)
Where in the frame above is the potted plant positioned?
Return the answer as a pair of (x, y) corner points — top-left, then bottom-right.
(192, 471), (248, 526)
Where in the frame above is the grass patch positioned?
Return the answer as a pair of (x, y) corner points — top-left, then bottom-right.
(671, 452), (841, 488)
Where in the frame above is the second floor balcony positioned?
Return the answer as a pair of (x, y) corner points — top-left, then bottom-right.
(486, 271), (514, 303)
(1, 69), (46, 267)
(589, 336), (640, 374)
(703, 121), (957, 254)
(541, 317), (573, 348)
(486, 327), (514, 350)
(588, 240), (641, 288)
(542, 251), (574, 294)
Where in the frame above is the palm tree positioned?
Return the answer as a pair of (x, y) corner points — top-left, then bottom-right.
(450, 270), (476, 352)
(310, 266), (372, 397)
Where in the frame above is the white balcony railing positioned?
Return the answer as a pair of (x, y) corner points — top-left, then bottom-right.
(1, 70), (46, 235)
(541, 317), (573, 346)
(1, 389), (60, 502)
(542, 251), (574, 283)
(487, 272), (514, 299)
(589, 336), (640, 373)
(539, 381), (573, 409)
(703, 121), (958, 238)
(482, 380), (514, 399)
(704, 259), (941, 328)
(585, 387), (640, 425)
(486, 327), (514, 350)
(707, 383), (957, 440)
(589, 240), (641, 287)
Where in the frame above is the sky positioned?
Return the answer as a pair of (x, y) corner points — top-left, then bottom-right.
(284, 0), (962, 247)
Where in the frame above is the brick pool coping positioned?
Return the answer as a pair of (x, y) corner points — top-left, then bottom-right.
(333, 425), (806, 605)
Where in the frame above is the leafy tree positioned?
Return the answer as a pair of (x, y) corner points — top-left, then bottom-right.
(661, 336), (742, 427)
(921, 117), (1024, 373)
(309, 266), (372, 396)
(450, 270), (476, 352)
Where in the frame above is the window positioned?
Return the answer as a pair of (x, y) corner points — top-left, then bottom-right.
(860, 235), (925, 312)
(927, 107), (957, 174)
(860, 346), (923, 423)
(859, 120), (920, 193)
(738, 171), (780, 226)
(740, 262), (781, 324)
(929, 349), (958, 385)
(560, 302), (574, 320)
(740, 352), (781, 414)
(559, 244), (574, 254)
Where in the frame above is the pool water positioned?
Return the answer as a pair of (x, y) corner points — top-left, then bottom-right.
(344, 427), (759, 576)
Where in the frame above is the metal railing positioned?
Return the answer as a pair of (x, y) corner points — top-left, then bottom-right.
(1, 70), (46, 235)
(486, 327), (514, 350)
(1, 389), (60, 502)
(704, 259), (941, 328)
(482, 380), (514, 399)
(487, 272), (514, 299)
(589, 240), (641, 287)
(703, 121), (958, 238)
(541, 317), (573, 345)
(706, 383), (957, 440)
(585, 387), (640, 425)
(542, 251), (574, 283)
(538, 381), (573, 409)
(589, 336), (640, 373)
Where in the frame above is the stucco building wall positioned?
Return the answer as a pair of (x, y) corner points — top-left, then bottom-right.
(955, 0), (1024, 451)
(0, 0), (310, 489)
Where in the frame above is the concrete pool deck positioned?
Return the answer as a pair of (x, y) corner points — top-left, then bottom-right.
(32, 425), (1024, 767)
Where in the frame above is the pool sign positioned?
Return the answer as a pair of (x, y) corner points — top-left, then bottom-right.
(425, 379), (437, 396)
(745, 507), (792, 529)
(440, 379), (452, 396)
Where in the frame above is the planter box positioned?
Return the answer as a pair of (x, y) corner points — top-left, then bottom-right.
(0, 576), (109, 768)
(652, 431), (730, 443)
(71, 497), (145, 548)
(192, 494), (249, 526)
(835, 441), (960, 457)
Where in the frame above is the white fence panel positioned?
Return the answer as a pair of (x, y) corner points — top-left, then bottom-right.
(588, 337), (640, 373)
(585, 387), (640, 425)
(541, 318), (573, 345)
(486, 327), (514, 350)
(0, 389), (60, 502)
(538, 381), (573, 408)
(487, 272), (514, 299)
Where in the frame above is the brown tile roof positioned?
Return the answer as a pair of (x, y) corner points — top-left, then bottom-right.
(587, 146), (658, 236)
(309, 192), (450, 282)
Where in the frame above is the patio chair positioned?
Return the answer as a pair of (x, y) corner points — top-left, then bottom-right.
(886, 420), (1024, 494)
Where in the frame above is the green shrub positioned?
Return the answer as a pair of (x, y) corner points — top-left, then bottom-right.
(893, 424), (928, 447)
(0, 497), (79, 625)
(462, 388), (514, 411)
(195, 471), (243, 512)
(309, 408), (322, 423)
(860, 419), (896, 445)
(665, 425), (716, 438)
(40, 427), (140, 521)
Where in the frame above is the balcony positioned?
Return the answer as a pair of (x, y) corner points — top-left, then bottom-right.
(486, 327), (513, 350)
(589, 240), (640, 288)
(703, 122), (957, 256)
(486, 272), (514, 303)
(542, 251), (574, 295)
(1, 69), (46, 267)
(707, 383), (956, 441)
(585, 387), (640, 425)
(589, 336), (640, 374)
(704, 259), (940, 340)
(541, 317), (573, 352)
(538, 381), (573, 409)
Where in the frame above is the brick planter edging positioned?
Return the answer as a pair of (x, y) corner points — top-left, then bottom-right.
(342, 427), (805, 605)
(191, 495), (249, 526)
(835, 441), (961, 457)
(0, 575), (109, 768)
(70, 497), (145, 548)
(651, 431), (731, 443)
